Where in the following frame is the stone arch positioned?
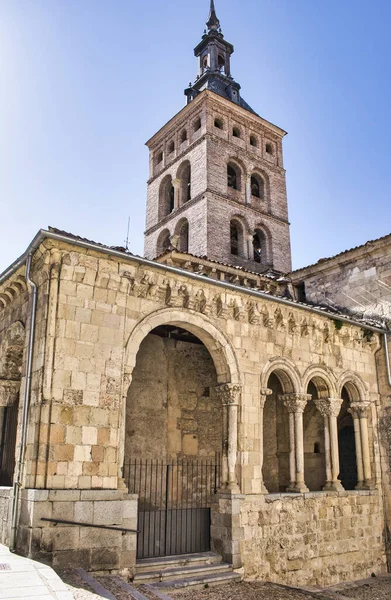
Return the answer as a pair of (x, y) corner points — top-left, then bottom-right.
(124, 308), (240, 386)
(337, 373), (368, 490)
(227, 158), (245, 192)
(156, 228), (171, 256)
(230, 214), (250, 259)
(120, 308), (240, 473)
(159, 175), (175, 219)
(176, 160), (191, 206)
(302, 366), (338, 398)
(174, 218), (189, 253)
(261, 357), (301, 394)
(338, 372), (368, 401)
(262, 358), (300, 493)
(253, 222), (273, 267)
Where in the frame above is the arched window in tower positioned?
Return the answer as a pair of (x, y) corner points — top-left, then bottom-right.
(232, 127), (241, 138)
(251, 174), (265, 199)
(218, 54), (225, 73)
(230, 219), (245, 257)
(180, 129), (188, 144)
(230, 223), (239, 255)
(250, 135), (258, 148)
(168, 141), (175, 155)
(253, 229), (266, 264)
(177, 219), (189, 253)
(227, 162), (241, 191)
(251, 176), (260, 198)
(177, 161), (191, 206)
(214, 117), (224, 130)
(193, 117), (202, 132)
(159, 175), (175, 218)
(156, 229), (171, 256)
(203, 55), (208, 70)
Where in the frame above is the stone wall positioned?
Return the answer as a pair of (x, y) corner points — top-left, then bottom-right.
(125, 333), (220, 460)
(241, 491), (387, 587)
(292, 234), (391, 324)
(0, 487), (11, 545)
(17, 489), (137, 574)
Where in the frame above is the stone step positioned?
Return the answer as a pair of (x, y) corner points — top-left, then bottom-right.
(135, 552), (222, 574)
(148, 570), (242, 591)
(134, 561), (232, 584)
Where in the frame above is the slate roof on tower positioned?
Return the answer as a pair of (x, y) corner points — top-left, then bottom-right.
(185, 1), (258, 115)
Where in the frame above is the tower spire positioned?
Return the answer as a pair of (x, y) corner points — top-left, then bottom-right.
(206, 0), (220, 32)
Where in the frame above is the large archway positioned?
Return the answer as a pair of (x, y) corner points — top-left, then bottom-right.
(121, 309), (240, 558)
(124, 324), (222, 462)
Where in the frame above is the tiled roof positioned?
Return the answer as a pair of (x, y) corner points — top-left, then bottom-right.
(292, 232), (391, 274)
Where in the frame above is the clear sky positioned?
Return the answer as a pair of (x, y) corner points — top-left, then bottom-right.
(1, 0), (390, 273)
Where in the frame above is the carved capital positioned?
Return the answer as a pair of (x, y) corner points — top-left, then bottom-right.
(260, 388), (272, 408)
(0, 380), (20, 407)
(215, 384), (241, 406)
(314, 397), (343, 418)
(349, 401), (371, 419)
(279, 393), (311, 414)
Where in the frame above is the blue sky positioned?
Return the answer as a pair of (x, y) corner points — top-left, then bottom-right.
(1, 0), (390, 273)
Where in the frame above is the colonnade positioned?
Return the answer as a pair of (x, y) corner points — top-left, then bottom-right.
(215, 383), (373, 494)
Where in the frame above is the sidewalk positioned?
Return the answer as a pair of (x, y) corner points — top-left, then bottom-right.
(0, 544), (74, 600)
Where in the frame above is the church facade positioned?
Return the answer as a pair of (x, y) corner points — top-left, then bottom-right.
(0, 1), (390, 588)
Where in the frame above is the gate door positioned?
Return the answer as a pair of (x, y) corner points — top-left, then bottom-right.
(0, 401), (19, 486)
(124, 455), (221, 559)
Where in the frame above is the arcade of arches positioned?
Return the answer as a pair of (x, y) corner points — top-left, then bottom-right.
(124, 324), (374, 496)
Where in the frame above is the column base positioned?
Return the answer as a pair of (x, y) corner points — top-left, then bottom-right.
(356, 479), (375, 490)
(286, 483), (309, 494)
(323, 480), (344, 492)
(227, 482), (241, 494)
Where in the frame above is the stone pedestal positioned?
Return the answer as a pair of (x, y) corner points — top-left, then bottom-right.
(16, 489), (138, 574)
(210, 491), (245, 569)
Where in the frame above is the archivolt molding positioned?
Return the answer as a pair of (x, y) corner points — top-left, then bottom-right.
(338, 371), (369, 402)
(124, 307), (241, 387)
(260, 357), (302, 394)
(302, 365), (338, 399)
(0, 274), (28, 310)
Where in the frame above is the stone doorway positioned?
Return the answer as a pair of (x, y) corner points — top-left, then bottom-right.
(124, 324), (223, 557)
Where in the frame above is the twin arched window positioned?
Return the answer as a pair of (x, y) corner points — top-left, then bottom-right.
(230, 220), (268, 265)
(159, 161), (192, 219)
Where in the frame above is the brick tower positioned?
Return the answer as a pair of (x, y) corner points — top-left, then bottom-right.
(144, 1), (292, 274)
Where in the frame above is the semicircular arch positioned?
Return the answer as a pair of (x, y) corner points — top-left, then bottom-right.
(125, 308), (240, 386)
(338, 371), (368, 402)
(302, 365), (338, 398)
(261, 357), (301, 394)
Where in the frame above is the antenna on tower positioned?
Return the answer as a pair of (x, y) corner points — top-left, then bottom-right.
(125, 216), (131, 251)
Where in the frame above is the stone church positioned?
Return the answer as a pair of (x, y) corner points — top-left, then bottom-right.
(0, 0), (390, 588)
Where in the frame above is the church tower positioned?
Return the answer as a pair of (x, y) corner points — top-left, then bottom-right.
(144, 1), (292, 274)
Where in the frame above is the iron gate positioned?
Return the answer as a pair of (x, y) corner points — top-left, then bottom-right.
(124, 455), (221, 559)
(0, 401), (19, 486)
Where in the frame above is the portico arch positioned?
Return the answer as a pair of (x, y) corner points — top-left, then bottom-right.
(124, 308), (240, 387)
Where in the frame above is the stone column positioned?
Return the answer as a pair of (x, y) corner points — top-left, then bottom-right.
(215, 384), (241, 493)
(314, 398), (344, 491)
(246, 235), (253, 260)
(245, 174), (251, 205)
(259, 388), (272, 493)
(349, 402), (373, 489)
(280, 394), (311, 493)
(172, 178), (181, 209)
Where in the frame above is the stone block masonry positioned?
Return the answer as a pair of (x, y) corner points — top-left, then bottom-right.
(241, 491), (386, 587)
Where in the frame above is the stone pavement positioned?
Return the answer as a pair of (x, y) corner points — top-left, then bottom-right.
(0, 544), (73, 600)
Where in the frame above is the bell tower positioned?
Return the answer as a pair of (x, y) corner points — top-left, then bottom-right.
(144, 1), (292, 274)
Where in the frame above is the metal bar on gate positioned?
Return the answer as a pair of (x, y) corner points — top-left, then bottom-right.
(164, 462), (170, 556)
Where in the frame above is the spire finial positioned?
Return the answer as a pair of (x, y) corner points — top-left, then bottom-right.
(206, 0), (220, 31)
